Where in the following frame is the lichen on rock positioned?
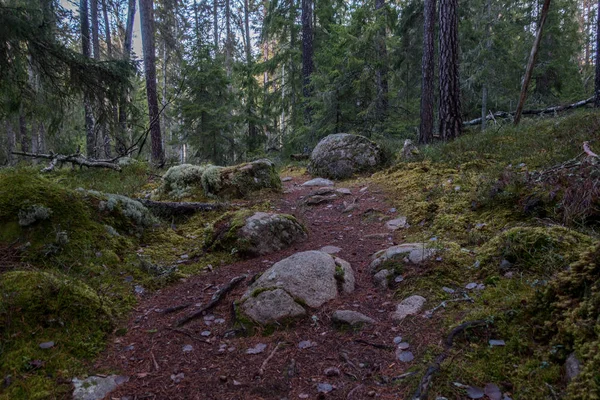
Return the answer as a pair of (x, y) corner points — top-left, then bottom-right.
(155, 163), (210, 199)
(202, 159), (282, 199)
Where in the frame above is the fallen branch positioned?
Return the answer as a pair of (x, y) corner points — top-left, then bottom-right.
(12, 150), (121, 171)
(258, 341), (285, 376)
(463, 96), (595, 127)
(411, 320), (487, 400)
(136, 199), (230, 217)
(423, 293), (474, 318)
(354, 339), (393, 350)
(176, 275), (247, 327)
(162, 303), (193, 314)
(166, 327), (211, 344)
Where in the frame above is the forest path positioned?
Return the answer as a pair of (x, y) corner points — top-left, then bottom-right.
(96, 175), (443, 400)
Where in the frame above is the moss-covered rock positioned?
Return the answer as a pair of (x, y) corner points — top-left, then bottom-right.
(205, 210), (307, 257)
(477, 226), (592, 276)
(308, 133), (385, 179)
(201, 159), (281, 199)
(155, 164), (210, 199)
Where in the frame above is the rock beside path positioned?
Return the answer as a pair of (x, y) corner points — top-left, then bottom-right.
(331, 310), (376, 326)
(72, 375), (129, 400)
(369, 243), (436, 274)
(302, 178), (334, 187)
(391, 295), (427, 321)
(205, 211), (307, 257)
(308, 133), (385, 179)
(202, 159), (281, 199)
(241, 251), (355, 324)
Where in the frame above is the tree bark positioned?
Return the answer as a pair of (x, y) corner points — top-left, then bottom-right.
(91, 0), (100, 59)
(375, 0), (389, 121)
(438, 0), (462, 140)
(595, 0), (600, 107)
(214, 0), (219, 49)
(301, 0), (314, 126)
(117, 0), (136, 155)
(139, 0), (165, 166)
(244, 0), (259, 153)
(419, 0), (436, 144)
(102, 0), (114, 157)
(481, 0), (491, 131)
(6, 119), (15, 165)
(514, 0), (551, 125)
(81, 0), (96, 157)
(102, 0), (113, 57)
(225, 0), (232, 78)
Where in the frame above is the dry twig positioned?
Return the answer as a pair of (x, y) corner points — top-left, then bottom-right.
(258, 342), (285, 376)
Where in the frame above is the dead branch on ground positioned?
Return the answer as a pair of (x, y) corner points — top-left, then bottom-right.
(12, 150), (122, 171)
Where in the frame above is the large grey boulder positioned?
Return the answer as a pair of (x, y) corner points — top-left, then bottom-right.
(308, 134), (385, 179)
(369, 243), (436, 274)
(205, 211), (307, 257)
(241, 251), (355, 324)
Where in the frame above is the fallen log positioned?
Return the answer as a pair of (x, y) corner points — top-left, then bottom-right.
(176, 275), (247, 327)
(136, 199), (229, 217)
(463, 96), (595, 127)
(12, 151), (121, 171)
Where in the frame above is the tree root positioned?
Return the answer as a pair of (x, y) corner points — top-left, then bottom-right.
(411, 320), (487, 400)
(176, 275), (247, 327)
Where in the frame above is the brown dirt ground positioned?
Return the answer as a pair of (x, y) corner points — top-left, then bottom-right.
(95, 175), (445, 400)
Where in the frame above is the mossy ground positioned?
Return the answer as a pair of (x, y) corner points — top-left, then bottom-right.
(373, 111), (600, 399)
(0, 165), (238, 399)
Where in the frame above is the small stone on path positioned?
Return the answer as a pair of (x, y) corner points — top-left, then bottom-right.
(39, 341), (54, 349)
(72, 375), (129, 400)
(391, 295), (427, 321)
(298, 340), (317, 349)
(282, 177), (293, 182)
(302, 178), (334, 187)
(331, 310), (376, 326)
(319, 245), (342, 254)
(246, 343), (267, 355)
(324, 367), (340, 377)
(385, 217), (408, 231)
(373, 269), (391, 289)
(489, 339), (506, 347)
(317, 383), (334, 393)
(336, 188), (352, 195)
(442, 286), (455, 294)
(396, 342), (410, 350)
(182, 344), (193, 353)
(396, 350), (414, 362)
(393, 336), (403, 344)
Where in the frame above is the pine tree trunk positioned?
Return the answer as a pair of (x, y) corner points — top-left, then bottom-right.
(102, 0), (114, 157)
(214, 0), (219, 49)
(375, 0), (388, 121)
(225, 0), (232, 78)
(19, 109), (29, 153)
(595, 0), (600, 107)
(514, 0), (551, 125)
(117, 0), (136, 155)
(102, 0), (112, 56)
(139, 0), (164, 166)
(6, 119), (15, 165)
(419, 0), (436, 144)
(91, 0), (100, 59)
(481, 0), (491, 131)
(81, 0), (96, 157)
(301, 0), (314, 126)
(244, 0), (258, 153)
(438, 0), (462, 140)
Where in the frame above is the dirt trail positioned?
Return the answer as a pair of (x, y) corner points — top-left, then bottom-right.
(96, 176), (442, 399)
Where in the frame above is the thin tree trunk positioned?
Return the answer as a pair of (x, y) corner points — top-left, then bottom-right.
(514, 0), (552, 125)
(102, 0), (114, 157)
(81, 0), (96, 157)
(6, 119), (15, 165)
(438, 0), (462, 140)
(214, 0), (219, 49)
(102, 0), (113, 56)
(419, 0), (436, 144)
(91, 0), (100, 59)
(117, 0), (136, 155)
(375, 0), (388, 121)
(139, 0), (164, 166)
(19, 109), (29, 153)
(481, 0), (491, 131)
(301, 0), (314, 127)
(595, 0), (600, 107)
(244, 0), (258, 153)
(225, 0), (232, 78)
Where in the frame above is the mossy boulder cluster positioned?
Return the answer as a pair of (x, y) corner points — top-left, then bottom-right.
(240, 251), (355, 324)
(156, 159), (281, 200)
(308, 133), (385, 179)
(204, 210), (307, 257)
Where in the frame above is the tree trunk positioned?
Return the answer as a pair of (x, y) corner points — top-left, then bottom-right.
(91, 0), (100, 59)
(117, 0), (136, 155)
(102, 0), (113, 56)
(225, 0), (232, 78)
(438, 0), (462, 140)
(481, 0), (491, 131)
(19, 109), (29, 153)
(514, 0), (551, 125)
(301, 0), (314, 126)
(139, 0), (164, 166)
(6, 119), (15, 165)
(375, 0), (388, 121)
(102, 0), (114, 157)
(419, 0), (436, 144)
(80, 0), (96, 157)
(214, 0), (219, 49)
(244, 0), (258, 153)
(595, 0), (600, 107)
